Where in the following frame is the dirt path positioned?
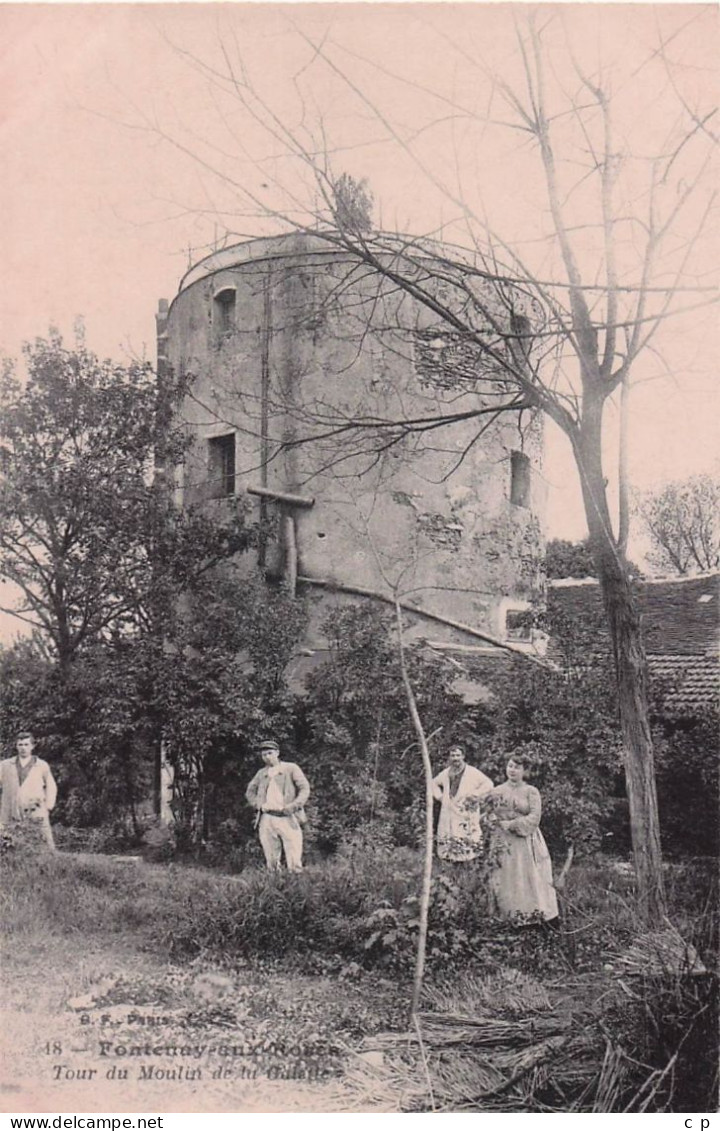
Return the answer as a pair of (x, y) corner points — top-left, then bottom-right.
(1, 935), (389, 1113)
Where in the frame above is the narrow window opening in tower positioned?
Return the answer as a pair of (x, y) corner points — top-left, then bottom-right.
(208, 433), (236, 498)
(510, 312), (533, 358)
(510, 450), (531, 507)
(214, 288), (236, 335)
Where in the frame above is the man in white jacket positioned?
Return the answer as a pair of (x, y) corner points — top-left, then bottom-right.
(246, 739), (310, 872)
(432, 745), (493, 862)
(0, 731), (57, 850)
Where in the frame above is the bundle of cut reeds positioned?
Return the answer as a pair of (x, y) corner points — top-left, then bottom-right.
(612, 925), (706, 976)
(332, 967), (602, 1113)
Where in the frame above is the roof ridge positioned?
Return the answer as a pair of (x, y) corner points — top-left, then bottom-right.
(548, 571), (719, 588)
(638, 570), (720, 585)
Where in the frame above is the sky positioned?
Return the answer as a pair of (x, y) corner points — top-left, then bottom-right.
(0, 2), (718, 642)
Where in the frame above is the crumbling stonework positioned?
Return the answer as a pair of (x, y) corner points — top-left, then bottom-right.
(416, 512), (464, 550)
(414, 329), (488, 392)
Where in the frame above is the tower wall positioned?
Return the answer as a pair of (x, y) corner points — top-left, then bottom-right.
(164, 233), (546, 647)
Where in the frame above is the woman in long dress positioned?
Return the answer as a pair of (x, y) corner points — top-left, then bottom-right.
(489, 752), (558, 921)
(432, 746), (493, 862)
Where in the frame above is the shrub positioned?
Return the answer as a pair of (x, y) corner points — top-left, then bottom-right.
(296, 605), (494, 854)
(484, 641), (622, 857)
(604, 963), (718, 1110)
(654, 710), (719, 858)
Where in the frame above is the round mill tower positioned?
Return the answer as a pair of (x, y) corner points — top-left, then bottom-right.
(160, 232), (547, 657)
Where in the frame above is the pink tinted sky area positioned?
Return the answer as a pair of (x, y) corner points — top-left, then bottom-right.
(0, 4), (717, 641)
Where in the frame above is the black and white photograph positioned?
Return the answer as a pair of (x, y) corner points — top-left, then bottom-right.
(0, 2), (718, 1116)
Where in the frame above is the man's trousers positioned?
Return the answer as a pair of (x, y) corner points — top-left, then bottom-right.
(258, 813), (303, 872)
(5, 808), (56, 850)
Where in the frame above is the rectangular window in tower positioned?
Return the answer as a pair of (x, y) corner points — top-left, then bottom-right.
(510, 450), (531, 507)
(208, 433), (236, 498)
(214, 288), (236, 335)
(510, 312), (534, 360)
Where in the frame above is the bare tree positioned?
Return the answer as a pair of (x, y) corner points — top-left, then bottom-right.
(394, 598), (437, 1018)
(634, 473), (720, 576)
(141, 8), (718, 922)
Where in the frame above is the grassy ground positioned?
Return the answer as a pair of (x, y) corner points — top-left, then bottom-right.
(1, 847), (716, 1112)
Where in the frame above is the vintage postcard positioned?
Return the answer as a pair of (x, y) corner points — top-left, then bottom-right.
(1, 2), (717, 1116)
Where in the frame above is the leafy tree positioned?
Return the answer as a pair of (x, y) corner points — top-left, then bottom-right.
(0, 330), (275, 831)
(297, 601), (630, 863)
(147, 564), (307, 843)
(546, 538), (598, 581)
(634, 474), (720, 576)
(0, 639), (152, 836)
(0, 331), (256, 669)
(546, 538), (643, 581)
(0, 638), (53, 740)
(653, 709), (719, 858)
(0, 332), (176, 668)
(0, 564), (307, 845)
(487, 650), (623, 858)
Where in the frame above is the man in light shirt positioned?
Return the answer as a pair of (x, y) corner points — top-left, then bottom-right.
(245, 739), (310, 872)
(0, 731), (57, 850)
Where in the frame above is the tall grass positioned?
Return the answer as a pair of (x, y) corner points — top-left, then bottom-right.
(1, 848), (716, 1111)
(2, 850), (715, 976)
(1, 848), (421, 961)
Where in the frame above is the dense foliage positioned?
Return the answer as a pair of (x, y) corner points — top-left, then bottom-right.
(0, 335), (710, 859)
(486, 658), (622, 857)
(0, 331), (284, 839)
(0, 566), (306, 844)
(546, 538), (642, 581)
(296, 605), (494, 854)
(0, 331), (180, 666)
(545, 538), (598, 580)
(654, 710), (719, 858)
(3, 587), (715, 859)
(155, 566), (307, 842)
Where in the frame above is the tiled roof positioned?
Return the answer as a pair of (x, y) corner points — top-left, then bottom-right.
(648, 654), (719, 714)
(283, 629), (717, 715)
(548, 573), (719, 657)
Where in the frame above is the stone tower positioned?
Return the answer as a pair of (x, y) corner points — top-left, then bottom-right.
(161, 232), (547, 654)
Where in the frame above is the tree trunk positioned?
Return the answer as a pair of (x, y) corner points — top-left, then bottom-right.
(54, 597), (75, 676)
(598, 550), (666, 922)
(395, 601), (434, 1018)
(579, 421), (667, 924)
(152, 732), (163, 819)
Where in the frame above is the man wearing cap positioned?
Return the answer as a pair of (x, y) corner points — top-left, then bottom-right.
(245, 740), (310, 872)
